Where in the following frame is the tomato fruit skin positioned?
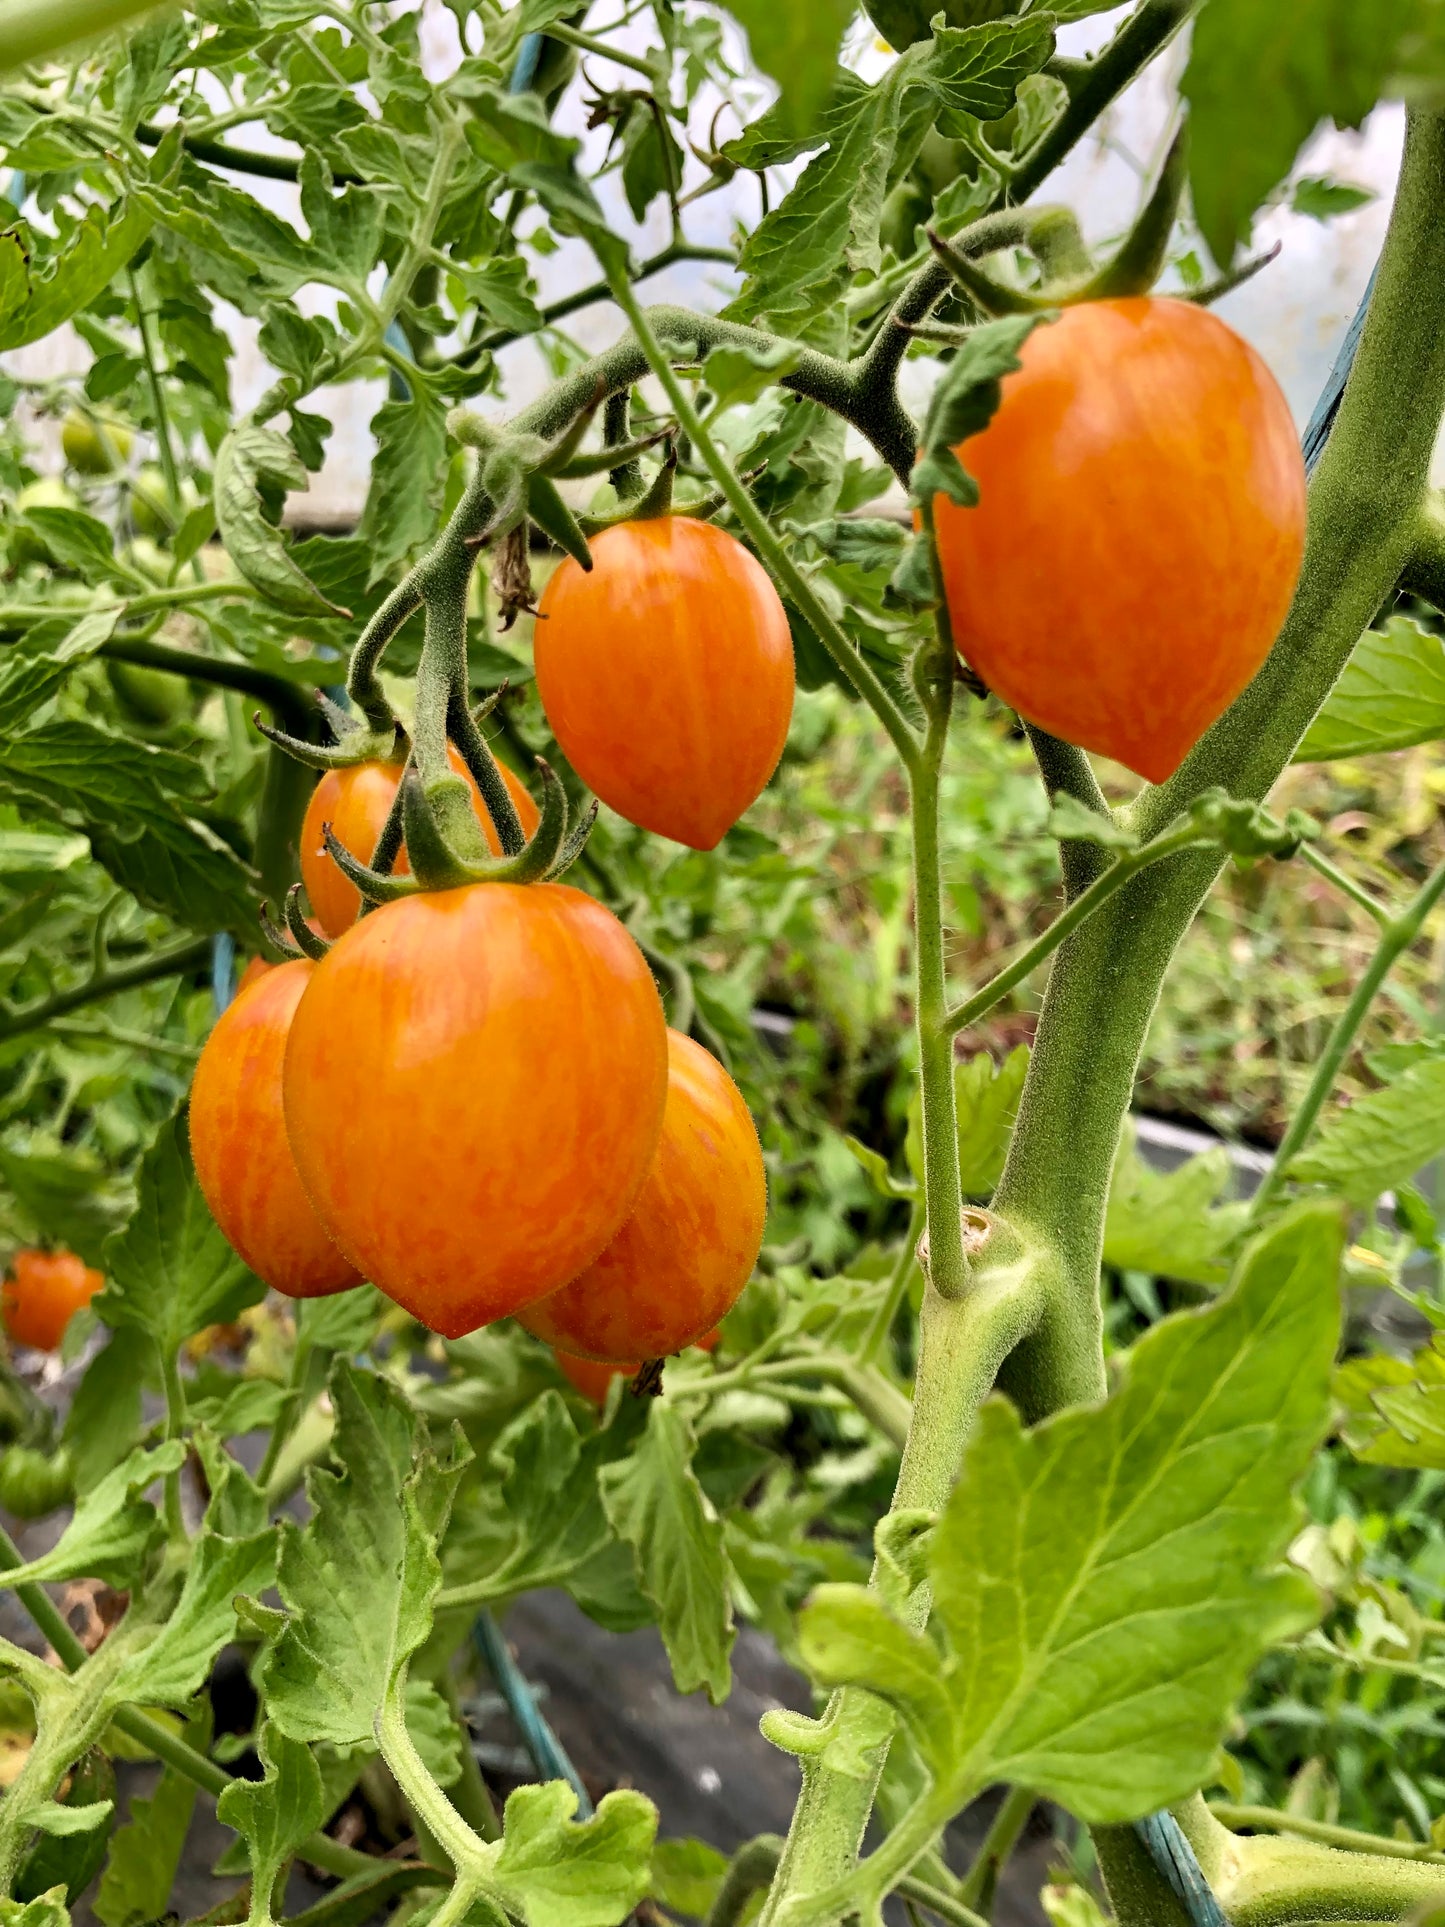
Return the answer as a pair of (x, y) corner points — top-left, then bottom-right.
(2, 1249), (102, 1351)
(190, 961), (361, 1299)
(520, 1030), (765, 1361)
(932, 297), (1307, 785)
(534, 516), (794, 850)
(301, 749), (540, 938)
(554, 1348), (637, 1405)
(283, 882), (669, 1338)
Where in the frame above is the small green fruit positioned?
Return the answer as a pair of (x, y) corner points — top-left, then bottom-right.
(61, 409), (132, 476)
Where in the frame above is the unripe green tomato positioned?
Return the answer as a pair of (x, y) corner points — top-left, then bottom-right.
(123, 535), (170, 582)
(105, 657), (189, 727)
(11, 477), (78, 566)
(61, 410), (132, 476)
(131, 466), (199, 540)
(862, 0), (1015, 47)
(0, 1443), (73, 1518)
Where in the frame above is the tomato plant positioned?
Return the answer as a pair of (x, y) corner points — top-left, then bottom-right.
(2, 3), (1445, 1927)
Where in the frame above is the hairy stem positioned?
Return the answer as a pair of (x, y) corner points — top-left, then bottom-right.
(0, 937), (209, 1045)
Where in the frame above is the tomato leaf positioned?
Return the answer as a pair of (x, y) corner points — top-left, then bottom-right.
(258, 1363), (471, 1748)
(1295, 615), (1445, 760)
(216, 1724), (325, 1911)
(490, 1781), (657, 1927)
(1103, 1122), (1248, 1289)
(0, 609), (121, 736)
(0, 201), (151, 351)
(0, 1443), (182, 1593)
(98, 1117), (262, 1359)
(713, 0), (857, 134)
(214, 424), (349, 618)
(797, 1203), (1341, 1836)
(1182, 0), (1414, 266)
(93, 1705), (208, 1927)
(0, 720), (259, 935)
(905, 1047), (1029, 1200)
(62, 1327), (148, 1496)
(702, 338), (804, 412)
(600, 1400), (736, 1703)
(356, 387), (448, 587)
(1290, 1057), (1445, 1205)
(913, 314), (1048, 511)
(440, 1391), (617, 1609)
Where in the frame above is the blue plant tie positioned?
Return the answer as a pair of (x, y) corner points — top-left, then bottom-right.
(1302, 261), (1378, 478)
(1133, 1813), (1228, 1927)
(210, 931), (236, 1015)
(471, 1608), (594, 1816)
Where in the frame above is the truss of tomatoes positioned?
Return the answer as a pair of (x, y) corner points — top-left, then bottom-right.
(193, 301), (1306, 1362)
(192, 514), (782, 1364)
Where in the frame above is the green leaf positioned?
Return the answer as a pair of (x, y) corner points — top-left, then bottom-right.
(702, 338), (804, 412)
(99, 1117), (261, 1358)
(16, 1749), (115, 1908)
(798, 1203), (1342, 1827)
(217, 1724), (324, 1924)
(0, 202), (151, 351)
(16, 510), (126, 583)
(0, 1444), (182, 1592)
(0, 721), (259, 935)
(0, 609), (120, 736)
(1295, 616), (1445, 760)
(110, 1504), (275, 1712)
(93, 1707), (206, 1927)
(905, 1047), (1029, 1200)
(63, 1328), (148, 1495)
(491, 1781), (657, 1927)
(600, 1401), (735, 1703)
(843, 1135), (916, 1202)
(1291, 1057), (1445, 1204)
(441, 1391), (616, 1606)
(796, 1590), (959, 1775)
(1103, 1123), (1248, 1288)
(1291, 173), (1376, 219)
(649, 1838), (730, 1920)
(260, 1364), (471, 1747)
(356, 388), (447, 587)
(214, 424), (348, 618)
(913, 314), (1047, 509)
(0, 1893), (70, 1927)
(715, 0), (857, 133)
(298, 150), (387, 286)
(1182, 0), (1414, 265)
(25, 1807), (112, 1841)
(921, 15), (1057, 122)
(0, 1145), (129, 1270)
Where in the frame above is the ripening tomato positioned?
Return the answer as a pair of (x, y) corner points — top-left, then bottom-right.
(2, 1249), (102, 1351)
(520, 1031), (765, 1361)
(301, 748), (540, 938)
(534, 516), (794, 850)
(932, 298), (1306, 785)
(236, 954), (271, 996)
(554, 1349), (638, 1405)
(190, 961), (361, 1299)
(283, 882), (669, 1338)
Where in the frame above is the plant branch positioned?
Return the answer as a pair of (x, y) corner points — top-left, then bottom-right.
(0, 937), (209, 1045)
(135, 120), (363, 185)
(100, 636), (314, 732)
(958, 1786), (1035, 1911)
(1247, 850), (1445, 1223)
(1398, 486), (1445, 607)
(1209, 1807), (1445, 1866)
(603, 278), (921, 764)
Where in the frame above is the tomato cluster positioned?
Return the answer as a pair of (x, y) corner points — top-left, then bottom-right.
(192, 514), (779, 1364)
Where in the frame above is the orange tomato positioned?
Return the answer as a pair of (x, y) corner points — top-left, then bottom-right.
(932, 297), (1306, 784)
(554, 1349), (638, 1405)
(190, 961), (361, 1299)
(520, 1030), (765, 1361)
(236, 954), (271, 995)
(534, 516), (794, 850)
(2, 1249), (102, 1351)
(283, 882), (669, 1338)
(301, 748), (540, 938)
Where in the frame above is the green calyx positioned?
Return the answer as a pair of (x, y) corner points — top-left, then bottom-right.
(926, 125), (1188, 321)
(256, 691), (405, 775)
(325, 756), (594, 907)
